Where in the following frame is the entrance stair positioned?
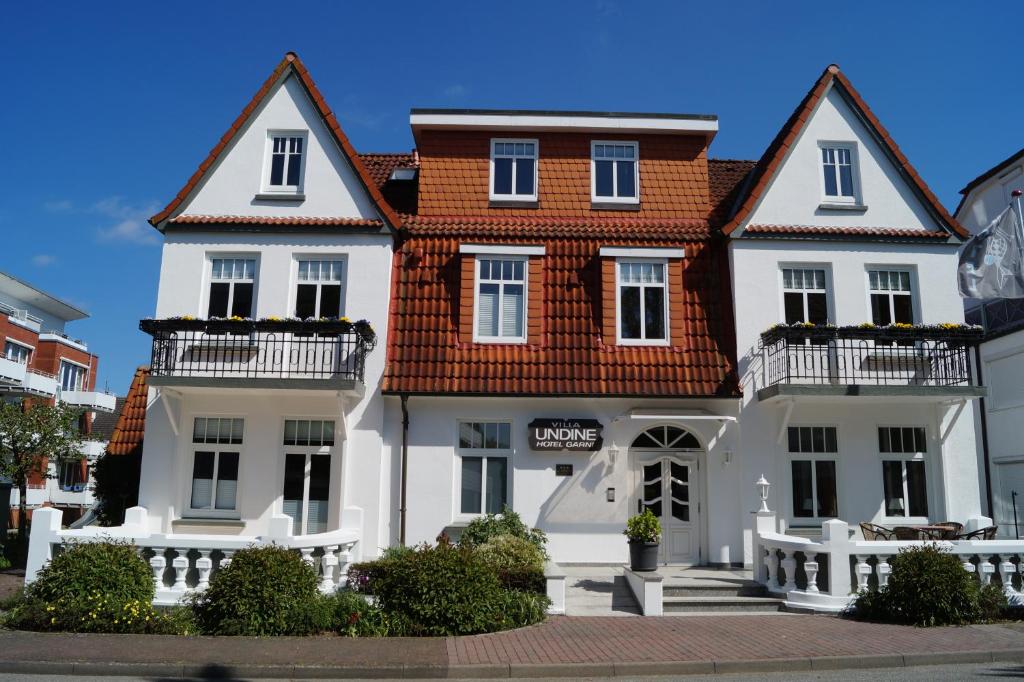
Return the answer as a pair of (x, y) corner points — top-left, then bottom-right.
(660, 567), (787, 615)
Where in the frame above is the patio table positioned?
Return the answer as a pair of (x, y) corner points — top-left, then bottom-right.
(894, 525), (958, 540)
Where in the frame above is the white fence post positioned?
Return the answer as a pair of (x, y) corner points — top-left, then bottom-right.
(820, 519), (852, 598)
(24, 507), (63, 584)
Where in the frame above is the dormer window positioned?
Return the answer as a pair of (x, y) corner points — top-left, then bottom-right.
(819, 143), (859, 204)
(264, 131), (306, 193)
(592, 141), (639, 205)
(490, 139), (537, 202)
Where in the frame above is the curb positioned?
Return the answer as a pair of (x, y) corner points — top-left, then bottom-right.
(2, 648), (1024, 678)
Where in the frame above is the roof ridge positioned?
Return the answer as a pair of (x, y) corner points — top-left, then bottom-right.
(149, 52), (400, 231)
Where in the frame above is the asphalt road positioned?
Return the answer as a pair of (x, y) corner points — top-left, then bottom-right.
(2, 661), (1024, 681)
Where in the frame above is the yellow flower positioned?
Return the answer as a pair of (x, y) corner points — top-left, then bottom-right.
(50, 617), (56, 624)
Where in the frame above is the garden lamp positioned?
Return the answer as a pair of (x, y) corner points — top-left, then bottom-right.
(756, 475), (770, 513)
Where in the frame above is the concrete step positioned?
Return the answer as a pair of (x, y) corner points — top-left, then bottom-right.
(663, 580), (768, 598)
(662, 596), (786, 613)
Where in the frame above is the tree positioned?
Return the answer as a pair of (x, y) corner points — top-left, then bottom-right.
(92, 449), (141, 526)
(0, 401), (84, 546)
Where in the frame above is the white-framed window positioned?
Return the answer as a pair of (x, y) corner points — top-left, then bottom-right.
(787, 426), (839, 521)
(867, 269), (915, 326)
(58, 459), (86, 492)
(474, 257), (526, 343)
(490, 139), (538, 201)
(295, 259), (344, 319)
(59, 360), (86, 392)
(781, 267), (830, 325)
(592, 141), (639, 203)
(208, 257), (256, 318)
(616, 260), (668, 345)
(281, 419), (335, 535)
(263, 131), (307, 193)
(189, 417), (242, 515)
(879, 426), (928, 518)
(819, 142), (858, 203)
(457, 421), (511, 516)
(3, 340), (31, 365)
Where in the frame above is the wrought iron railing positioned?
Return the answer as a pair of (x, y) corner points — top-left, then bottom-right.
(760, 326), (981, 389)
(966, 299), (1024, 336)
(140, 319), (374, 383)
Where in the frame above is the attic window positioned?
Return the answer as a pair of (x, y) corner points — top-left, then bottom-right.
(592, 141), (639, 204)
(264, 131), (307, 193)
(819, 143), (859, 204)
(490, 140), (537, 202)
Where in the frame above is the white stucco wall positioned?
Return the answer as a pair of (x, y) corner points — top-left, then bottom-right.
(957, 162), (1024, 234)
(175, 74), (379, 220)
(743, 86), (943, 232)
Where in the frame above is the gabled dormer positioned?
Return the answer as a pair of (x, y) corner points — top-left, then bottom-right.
(149, 52), (398, 233)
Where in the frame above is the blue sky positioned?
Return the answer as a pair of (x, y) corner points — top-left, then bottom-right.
(1, 1), (1020, 394)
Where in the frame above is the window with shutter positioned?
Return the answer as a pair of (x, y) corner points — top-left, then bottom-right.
(474, 257), (527, 343)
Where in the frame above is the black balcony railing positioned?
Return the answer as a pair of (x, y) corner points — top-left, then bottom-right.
(966, 298), (1024, 337)
(760, 326), (982, 389)
(140, 319), (374, 384)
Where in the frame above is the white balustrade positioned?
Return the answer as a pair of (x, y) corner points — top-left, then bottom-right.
(876, 555), (892, 588)
(804, 557), (820, 593)
(780, 551), (797, 592)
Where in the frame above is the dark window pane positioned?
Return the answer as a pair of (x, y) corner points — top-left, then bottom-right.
(807, 293), (828, 324)
(812, 427), (825, 453)
(839, 164), (854, 196)
(493, 158), (513, 195)
(672, 501), (689, 522)
(461, 457), (482, 514)
(309, 455), (330, 502)
(823, 161), (837, 196)
(645, 500), (662, 517)
(270, 152), (285, 186)
(893, 294), (913, 324)
(784, 292), (805, 324)
(595, 160), (613, 197)
(218, 452), (239, 482)
(792, 461), (814, 518)
(515, 157), (534, 195)
(286, 152), (301, 186)
(907, 461), (928, 516)
(319, 285), (341, 318)
(879, 428), (891, 453)
(825, 428), (838, 453)
(295, 284), (317, 319)
(283, 454), (305, 500)
(643, 481), (660, 501)
(815, 461), (837, 517)
(616, 160), (636, 197)
(643, 287), (665, 339)
(871, 294), (891, 326)
(620, 286), (642, 339)
(231, 283), (253, 318)
(883, 461), (905, 516)
(788, 427), (800, 453)
(671, 480), (689, 503)
(208, 283), (230, 318)
(485, 457), (508, 515)
(193, 451), (215, 479)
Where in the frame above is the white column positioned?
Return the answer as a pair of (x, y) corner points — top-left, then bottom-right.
(999, 556), (1018, 598)
(855, 555), (872, 591)
(804, 556), (820, 593)
(876, 555), (892, 588)
(764, 548), (779, 589)
(150, 548), (167, 590)
(780, 551), (797, 593)
(196, 550), (213, 590)
(24, 507), (63, 584)
(300, 548), (314, 567)
(321, 546), (339, 591)
(220, 549), (235, 571)
(171, 548), (189, 591)
(980, 556), (997, 586)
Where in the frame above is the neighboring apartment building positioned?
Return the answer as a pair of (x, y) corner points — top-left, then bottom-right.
(956, 148), (1024, 537)
(91, 54), (986, 574)
(0, 270), (116, 525)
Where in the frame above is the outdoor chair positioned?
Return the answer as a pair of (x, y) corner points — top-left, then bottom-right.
(934, 522), (963, 539)
(860, 522), (895, 540)
(893, 526), (926, 540)
(957, 526), (998, 540)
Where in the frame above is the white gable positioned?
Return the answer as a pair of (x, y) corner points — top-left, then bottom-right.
(741, 85), (944, 232)
(175, 73), (380, 220)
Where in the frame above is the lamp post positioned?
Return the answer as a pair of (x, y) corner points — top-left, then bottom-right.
(756, 475), (771, 513)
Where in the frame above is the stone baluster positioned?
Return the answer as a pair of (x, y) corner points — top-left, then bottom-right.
(980, 556), (996, 586)
(196, 550), (213, 590)
(962, 555), (977, 578)
(999, 555), (1019, 598)
(804, 556), (820, 593)
(337, 543), (354, 588)
(300, 548), (315, 567)
(172, 548), (190, 591)
(876, 555), (892, 588)
(321, 545), (339, 591)
(220, 549), (235, 571)
(855, 555), (872, 591)
(764, 548), (779, 589)
(150, 548), (166, 590)
(780, 551), (797, 593)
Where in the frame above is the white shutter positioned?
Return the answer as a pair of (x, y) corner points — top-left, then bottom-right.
(477, 284), (499, 337)
(215, 479), (237, 510)
(502, 284), (524, 337)
(191, 479), (213, 509)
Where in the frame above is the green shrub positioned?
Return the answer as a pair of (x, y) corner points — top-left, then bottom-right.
(624, 509), (661, 543)
(373, 542), (548, 636)
(347, 559), (392, 594)
(978, 583), (1009, 622)
(4, 593), (189, 634)
(327, 590), (398, 637)
(191, 545), (330, 636)
(852, 545), (1007, 626)
(497, 566), (546, 594)
(27, 541), (153, 604)
(0, 553), (11, 570)
(476, 534), (545, 572)
(460, 507), (547, 557)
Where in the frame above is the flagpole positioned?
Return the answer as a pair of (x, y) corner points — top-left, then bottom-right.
(1014, 190), (1024, 259)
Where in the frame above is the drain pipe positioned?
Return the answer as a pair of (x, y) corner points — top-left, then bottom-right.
(399, 394), (410, 546)
(974, 344), (994, 518)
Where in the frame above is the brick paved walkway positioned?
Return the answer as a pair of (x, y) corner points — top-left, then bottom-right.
(449, 615), (1024, 665)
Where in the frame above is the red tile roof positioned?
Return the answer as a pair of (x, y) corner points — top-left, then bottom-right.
(168, 215), (384, 228)
(722, 65), (968, 240)
(107, 367), (148, 456)
(402, 215), (711, 240)
(708, 159), (756, 227)
(744, 224), (952, 239)
(382, 227), (738, 397)
(359, 153), (416, 188)
(149, 53), (400, 231)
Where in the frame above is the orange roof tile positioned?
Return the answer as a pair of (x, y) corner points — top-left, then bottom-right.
(168, 215), (384, 228)
(107, 367), (147, 456)
(744, 224), (951, 239)
(722, 65), (968, 240)
(149, 53), (400, 231)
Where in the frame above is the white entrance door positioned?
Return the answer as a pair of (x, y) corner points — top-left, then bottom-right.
(640, 457), (700, 564)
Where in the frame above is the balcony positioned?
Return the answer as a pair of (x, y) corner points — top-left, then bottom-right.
(140, 318), (375, 392)
(60, 389), (117, 413)
(0, 365), (58, 398)
(757, 324), (986, 402)
(0, 356), (27, 385)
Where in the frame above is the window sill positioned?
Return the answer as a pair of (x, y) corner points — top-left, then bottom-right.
(179, 511), (242, 523)
(473, 337), (528, 345)
(489, 199), (538, 209)
(818, 202), (867, 211)
(254, 192), (306, 202)
(592, 201), (641, 211)
(617, 339), (670, 347)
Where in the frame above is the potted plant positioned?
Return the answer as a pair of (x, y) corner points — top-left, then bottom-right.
(624, 508), (661, 572)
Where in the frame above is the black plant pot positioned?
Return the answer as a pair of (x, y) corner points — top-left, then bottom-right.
(628, 540), (660, 572)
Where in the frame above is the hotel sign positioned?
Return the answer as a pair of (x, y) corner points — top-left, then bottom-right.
(528, 418), (603, 452)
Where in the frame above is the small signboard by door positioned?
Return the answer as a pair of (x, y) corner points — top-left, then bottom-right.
(528, 418), (603, 452)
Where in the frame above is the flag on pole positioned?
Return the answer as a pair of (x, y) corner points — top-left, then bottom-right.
(958, 202), (1024, 299)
